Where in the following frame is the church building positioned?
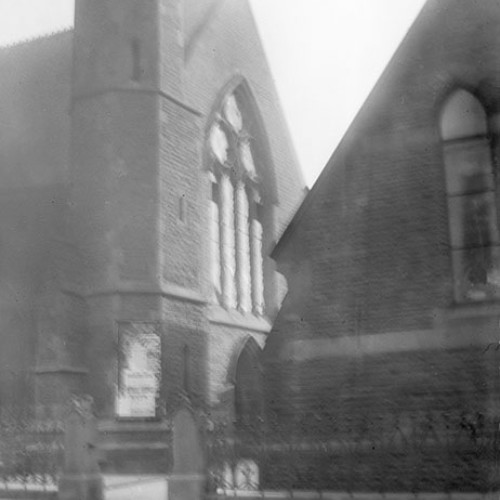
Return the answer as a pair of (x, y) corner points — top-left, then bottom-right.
(0, 0), (304, 470)
(265, 0), (500, 492)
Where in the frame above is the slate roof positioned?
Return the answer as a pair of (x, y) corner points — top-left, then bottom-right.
(0, 29), (73, 189)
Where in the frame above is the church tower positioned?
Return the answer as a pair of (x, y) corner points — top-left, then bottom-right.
(65, 0), (207, 416)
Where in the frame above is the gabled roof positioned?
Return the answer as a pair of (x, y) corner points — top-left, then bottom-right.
(0, 27), (72, 51)
(272, 0), (437, 260)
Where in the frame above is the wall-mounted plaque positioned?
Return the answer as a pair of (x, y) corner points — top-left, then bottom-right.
(116, 322), (161, 418)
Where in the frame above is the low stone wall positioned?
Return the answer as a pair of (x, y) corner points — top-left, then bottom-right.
(208, 491), (498, 500)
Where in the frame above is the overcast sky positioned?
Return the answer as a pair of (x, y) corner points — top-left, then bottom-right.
(0, 0), (426, 186)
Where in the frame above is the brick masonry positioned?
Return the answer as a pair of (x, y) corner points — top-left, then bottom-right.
(266, 0), (500, 450)
(0, 0), (305, 442)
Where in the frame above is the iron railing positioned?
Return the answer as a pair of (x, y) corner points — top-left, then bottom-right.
(0, 400), (495, 493)
(206, 408), (500, 493)
(0, 406), (64, 490)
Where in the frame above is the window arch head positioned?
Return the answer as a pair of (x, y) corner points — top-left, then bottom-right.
(440, 89), (488, 141)
(208, 92), (260, 184)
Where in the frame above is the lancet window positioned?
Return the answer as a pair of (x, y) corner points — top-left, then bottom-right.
(440, 89), (500, 301)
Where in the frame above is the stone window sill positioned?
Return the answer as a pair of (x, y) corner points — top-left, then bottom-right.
(207, 304), (271, 333)
(435, 299), (500, 322)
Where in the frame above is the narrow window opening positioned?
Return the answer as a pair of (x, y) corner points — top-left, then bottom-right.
(182, 345), (191, 394)
(256, 202), (265, 223)
(219, 174), (237, 309)
(131, 38), (142, 82)
(210, 180), (222, 303)
(250, 200), (265, 315)
(179, 194), (187, 223)
(211, 182), (219, 202)
(235, 182), (252, 312)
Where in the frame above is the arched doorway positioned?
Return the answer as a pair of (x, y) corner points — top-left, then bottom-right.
(234, 338), (264, 427)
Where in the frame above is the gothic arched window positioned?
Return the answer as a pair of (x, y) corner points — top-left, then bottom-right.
(440, 89), (500, 301)
(234, 339), (264, 427)
(208, 92), (265, 315)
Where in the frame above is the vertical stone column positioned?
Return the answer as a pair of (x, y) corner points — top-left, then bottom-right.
(210, 179), (222, 303)
(58, 396), (103, 500)
(168, 407), (206, 500)
(220, 174), (237, 309)
(235, 181), (252, 312)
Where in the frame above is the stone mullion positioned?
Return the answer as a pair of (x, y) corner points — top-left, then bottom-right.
(250, 198), (264, 315)
(220, 173), (237, 309)
(209, 178), (222, 303)
(235, 181), (252, 313)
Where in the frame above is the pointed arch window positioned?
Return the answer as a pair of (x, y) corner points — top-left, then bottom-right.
(234, 338), (264, 428)
(208, 92), (265, 315)
(440, 89), (500, 301)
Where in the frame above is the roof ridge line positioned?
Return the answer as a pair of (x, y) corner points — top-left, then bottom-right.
(0, 27), (73, 51)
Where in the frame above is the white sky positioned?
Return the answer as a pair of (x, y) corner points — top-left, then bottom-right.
(0, 0), (426, 186)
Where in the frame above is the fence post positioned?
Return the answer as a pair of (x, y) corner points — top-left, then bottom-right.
(58, 395), (103, 500)
(168, 406), (206, 500)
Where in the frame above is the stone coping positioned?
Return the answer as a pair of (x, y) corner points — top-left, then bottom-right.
(210, 491), (497, 500)
(1, 479), (494, 500)
(103, 475), (167, 490)
(0, 476), (167, 499)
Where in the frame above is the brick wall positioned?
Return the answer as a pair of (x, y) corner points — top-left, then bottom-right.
(54, 0), (305, 417)
(0, 0), (305, 423)
(165, 0), (305, 409)
(159, 98), (202, 290)
(266, 0), (500, 468)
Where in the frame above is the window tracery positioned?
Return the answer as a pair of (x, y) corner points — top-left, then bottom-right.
(208, 91), (265, 315)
